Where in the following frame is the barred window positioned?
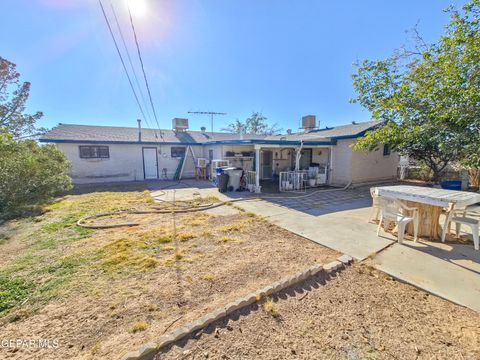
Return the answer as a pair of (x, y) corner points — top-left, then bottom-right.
(79, 146), (110, 159)
(171, 147), (186, 158)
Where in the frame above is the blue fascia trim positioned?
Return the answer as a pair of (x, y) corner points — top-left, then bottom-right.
(39, 138), (336, 146)
(203, 139), (335, 146)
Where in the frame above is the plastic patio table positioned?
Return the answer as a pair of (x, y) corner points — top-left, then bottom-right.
(375, 185), (480, 240)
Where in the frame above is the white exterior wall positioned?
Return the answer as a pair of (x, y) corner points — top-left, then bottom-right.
(330, 140), (353, 186)
(351, 141), (399, 184)
(57, 143), (203, 184)
(202, 145), (223, 162)
(329, 139), (399, 186)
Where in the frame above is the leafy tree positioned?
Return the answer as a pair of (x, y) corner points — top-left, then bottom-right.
(0, 130), (72, 217)
(0, 57), (43, 137)
(351, 1), (480, 182)
(222, 112), (282, 135)
(0, 57), (72, 216)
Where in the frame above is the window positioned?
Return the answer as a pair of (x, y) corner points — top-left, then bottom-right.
(208, 149), (213, 161)
(171, 146), (186, 158)
(383, 144), (391, 156)
(79, 146), (109, 159)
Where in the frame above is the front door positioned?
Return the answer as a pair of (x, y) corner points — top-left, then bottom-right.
(300, 149), (312, 169)
(143, 147), (158, 179)
(261, 150), (273, 179)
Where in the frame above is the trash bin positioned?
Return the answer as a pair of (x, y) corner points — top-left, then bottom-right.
(215, 167), (227, 186)
(440, 180), (462, 190)
(218, 173), (229, 193)
(223, 167), (243, 191)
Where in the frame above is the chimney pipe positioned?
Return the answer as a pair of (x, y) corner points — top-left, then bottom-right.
(137, 119), (142, 142)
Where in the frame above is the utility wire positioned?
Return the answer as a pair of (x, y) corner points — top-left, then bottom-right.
(98, 0), (152, 131)
(126, 2), (163, 138)
(109, 0), (156, 137)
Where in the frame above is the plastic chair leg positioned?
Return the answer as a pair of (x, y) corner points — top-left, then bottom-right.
(455, 222), (461, 238)
(413, 215), (419, 242)
(472, 225), (479, 251)
(376, 214), (383, 236)
(397, 222), (406, 244)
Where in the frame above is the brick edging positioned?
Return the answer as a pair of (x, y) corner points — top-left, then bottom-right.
(120, 255), (353, 360)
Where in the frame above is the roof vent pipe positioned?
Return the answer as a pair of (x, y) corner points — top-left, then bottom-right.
(200, 126), (206, 133)
(137, 119), (142, 142)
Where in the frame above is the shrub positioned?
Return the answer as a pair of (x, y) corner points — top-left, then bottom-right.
(0, 130), (72, 217)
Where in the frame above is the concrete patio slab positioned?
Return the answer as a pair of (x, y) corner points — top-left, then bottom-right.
(372, 242), (480, 312)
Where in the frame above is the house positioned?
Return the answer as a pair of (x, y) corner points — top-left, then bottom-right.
(39, 116), (399, 190)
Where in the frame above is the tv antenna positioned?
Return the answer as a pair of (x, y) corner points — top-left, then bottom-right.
(187, 111), (226, 134)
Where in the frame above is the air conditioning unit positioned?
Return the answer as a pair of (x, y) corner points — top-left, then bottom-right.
(172, 118), (189, 132)
(301, 115), (317, 131)
(210, 159), (229, 179)
(197, 158), (207, 168)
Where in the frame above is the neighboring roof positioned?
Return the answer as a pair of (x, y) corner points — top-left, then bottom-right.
(264, 120), (385, 142)
(39, 120), (384, 146)
(39, 124), (265, 145)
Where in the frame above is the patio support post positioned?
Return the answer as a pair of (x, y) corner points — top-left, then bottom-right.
(255, 147), (261, 193)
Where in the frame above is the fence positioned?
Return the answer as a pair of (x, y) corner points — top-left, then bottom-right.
(279, 171), (308, 192)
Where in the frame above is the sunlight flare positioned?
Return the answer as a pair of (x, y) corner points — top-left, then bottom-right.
(127, 0), (148, 18)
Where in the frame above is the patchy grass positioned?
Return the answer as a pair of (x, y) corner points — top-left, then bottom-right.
(263, 297), (280, 318)
(0, 276), (34, 313)
(218, 236), (240, 243)
(100, 238), (158, 272)
(0, 183), (339, 360)
(177, 232), (195, 241)
(220, 219), (252, 233)
(202, 274), (215, 282)
(128, 321), (148, 333)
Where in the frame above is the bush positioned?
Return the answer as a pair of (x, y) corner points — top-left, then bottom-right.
(0, 130), (72, 217)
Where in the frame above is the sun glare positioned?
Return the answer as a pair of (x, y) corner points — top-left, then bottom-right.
(127, 0), (148, 18)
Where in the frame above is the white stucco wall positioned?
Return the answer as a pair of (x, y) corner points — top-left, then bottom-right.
(350, 142), (399, 184)
(330, 141), (353, 186)
(57, 143), (203, 184)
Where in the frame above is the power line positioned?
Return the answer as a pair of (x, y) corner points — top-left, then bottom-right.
(98, 0), (153, 133)
(109, 0), (155, 132)
(126, 2), (162, 137)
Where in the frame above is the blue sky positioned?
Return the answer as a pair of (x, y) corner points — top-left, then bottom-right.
(1, 0), (465, 132)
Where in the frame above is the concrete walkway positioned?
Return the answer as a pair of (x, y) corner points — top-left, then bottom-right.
(149, 181), (480, 313)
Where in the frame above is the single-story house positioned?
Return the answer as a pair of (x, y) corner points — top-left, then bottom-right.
(39, 116), (399, 190)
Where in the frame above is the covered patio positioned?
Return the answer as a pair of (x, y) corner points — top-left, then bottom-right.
(250, 143), (332, 193)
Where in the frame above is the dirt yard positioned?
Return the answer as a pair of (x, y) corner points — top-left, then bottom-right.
(159, 262), (480, 360)
(0, 183), (338, 360)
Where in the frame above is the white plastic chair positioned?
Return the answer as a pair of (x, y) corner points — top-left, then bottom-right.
(370, 187), (380, 223)
(441, 207), (479, 250)
(377, 196), (419, 244)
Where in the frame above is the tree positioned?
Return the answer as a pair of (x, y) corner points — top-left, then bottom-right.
(222, 112), (282, 135)
(0, 130), (72, 216)
(351, 1), (480, 182)
(0, 56), (72, 216)
(0, 57), (43, 137)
